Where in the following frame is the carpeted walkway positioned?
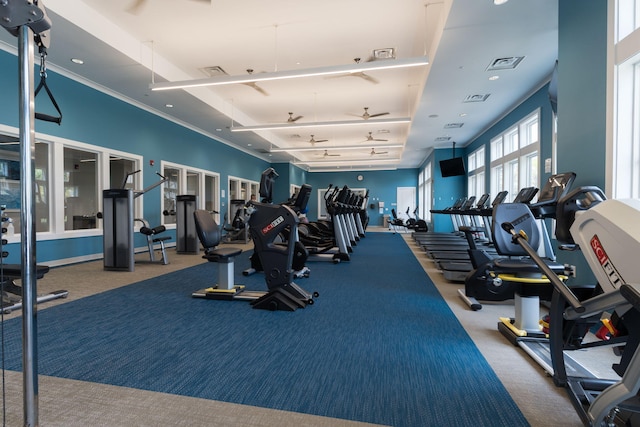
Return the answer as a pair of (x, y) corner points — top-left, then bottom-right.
(0, 233), (529, 427)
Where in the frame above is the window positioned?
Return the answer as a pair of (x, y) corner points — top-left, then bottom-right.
(0, 125), (145, 241)
(64, 147), (98, 231)
(418, 162), (432, 222)
(0, 141), (50, 233)
(467, 146), (485, 199)
(613, 0), (640, 198)
(227, 175), (258, 225)
(163, 161), (221, 225)
(490, 110), (541, 201)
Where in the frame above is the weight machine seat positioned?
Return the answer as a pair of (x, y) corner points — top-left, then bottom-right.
(1, 264), (50, 280)
(138, 221), (170, 265)
(202, 247), (242, 263)
(194, 209), (242, 259)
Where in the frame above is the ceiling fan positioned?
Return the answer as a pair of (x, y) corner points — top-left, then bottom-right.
(241, 69), (269, 96)
(287, 112), (304, 123)
(362, 132), (388, 142)
(321, 150), (340, 157)
(307, 135), (328, 145)
(127, 0), (210, 14)
(351, 107), (390, 120)
(326, 58), (379, 84)
(370, 148), (389, 156)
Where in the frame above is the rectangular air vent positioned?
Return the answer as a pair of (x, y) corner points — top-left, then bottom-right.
(373, 48), (396, 60)
(444, 123), (464, 129)
(201, 66), (227, 77)
(463, 94), (490, 103)
(486, 56), (524, 71)
(435, 136), (452, 142)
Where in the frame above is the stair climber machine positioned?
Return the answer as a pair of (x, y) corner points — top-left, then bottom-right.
(458, 172), (576, 310)
(500, 186), (640, 427)
(245, 168), (318, 310)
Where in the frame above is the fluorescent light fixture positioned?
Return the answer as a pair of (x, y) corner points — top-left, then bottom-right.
(150, 56), (429, 91)
(231, 117), (411, 132)
(494, 0), (508, 4)
(270, 144), (403, 153)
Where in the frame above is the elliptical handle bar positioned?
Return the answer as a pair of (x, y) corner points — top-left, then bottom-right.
(501, 221), (585, 313)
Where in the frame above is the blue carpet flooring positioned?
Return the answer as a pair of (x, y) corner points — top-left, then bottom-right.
(1, 233), (529, 426)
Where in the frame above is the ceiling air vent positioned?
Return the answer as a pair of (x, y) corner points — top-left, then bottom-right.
(435, 136), (451, 142)
(486, 56), (524, 71)
(444, 123), (464, 129)
(372, 48), (396, 60)
(463, 94), (490, 103)
(201, 66), (227, 77)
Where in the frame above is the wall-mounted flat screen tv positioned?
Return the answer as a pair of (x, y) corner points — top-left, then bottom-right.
(439, 157), (466, 177)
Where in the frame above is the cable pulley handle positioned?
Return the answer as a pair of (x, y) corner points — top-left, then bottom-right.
(501, 221), (585, 313)
(34, 49), (62, 125)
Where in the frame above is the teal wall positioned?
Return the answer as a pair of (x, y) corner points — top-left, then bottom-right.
(554, 0), (608, 284)
(0, 48), (269, 264)
(556, 0), (608, 190)
(271, 162), (308, 203)
(431, 149), (465, 233)
(305, 169), (418, 226)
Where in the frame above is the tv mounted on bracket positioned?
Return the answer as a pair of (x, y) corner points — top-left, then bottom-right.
(439, 156), (466, 177)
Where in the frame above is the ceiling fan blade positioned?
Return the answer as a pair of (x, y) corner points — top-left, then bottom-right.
(361, 131), (388, 142)
(308, 135), (328, 144)
(126, 0), (146, 14)
(288, 113), (303, 123)
(242, 82), (269, 96)
(357, 73), (380, 85)
(325, 72), (378, 84)
(356, 107), (389, 120)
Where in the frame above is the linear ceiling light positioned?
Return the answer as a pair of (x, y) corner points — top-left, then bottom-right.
(269, 143), (403, 153)
(230, 117), (411, 132)
(150, 56), (428, 91)
(309, 166), (398, 173)
(294, 158), (400, 166)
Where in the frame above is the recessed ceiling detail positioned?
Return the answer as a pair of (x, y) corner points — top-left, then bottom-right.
(463, 94), (490, 103)
(486, 56), (524, 71)
(444, 123), (464, 129)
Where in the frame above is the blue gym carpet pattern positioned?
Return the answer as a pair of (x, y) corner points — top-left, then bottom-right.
(0, 232), (529, 427)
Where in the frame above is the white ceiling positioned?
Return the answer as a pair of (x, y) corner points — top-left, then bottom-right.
(0, 0), (558, 172)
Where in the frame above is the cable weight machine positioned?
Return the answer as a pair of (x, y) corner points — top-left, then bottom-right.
(101, 170), (168, 271)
